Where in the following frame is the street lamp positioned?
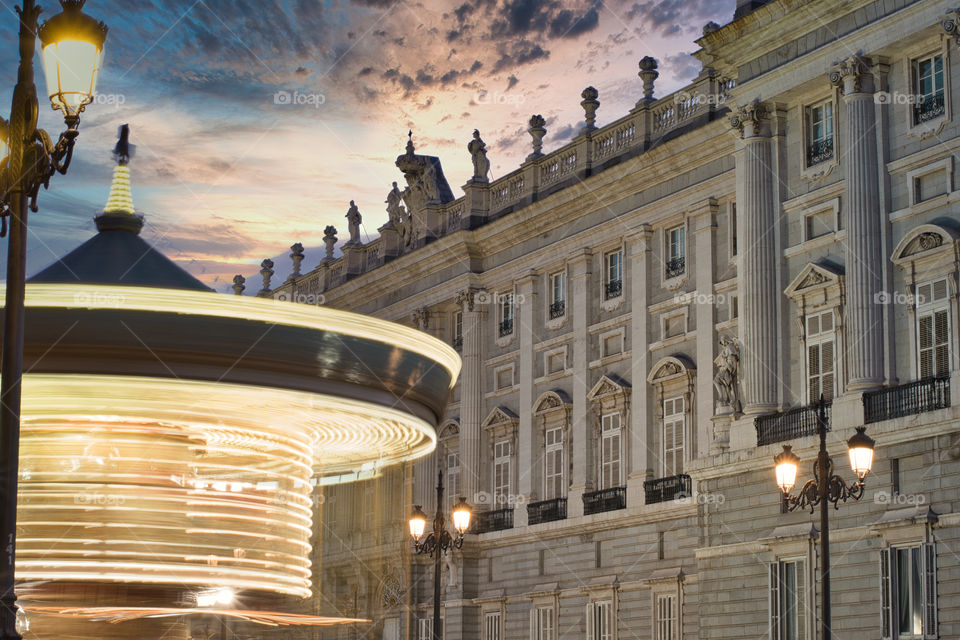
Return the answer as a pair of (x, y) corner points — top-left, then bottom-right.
(772, 397), (875, 640)
(408, 469), (471, 640)
(0, 2), (106, 639)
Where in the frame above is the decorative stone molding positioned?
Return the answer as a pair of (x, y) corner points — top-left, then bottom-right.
(412, 307), (430, 330)
(728, 100), (770, 138)
(528, 115), (547, 161)
(456, 288), (477, 311)
(784, 262), (844, 302)
(828, 54), (874, 94)
(481, 406), (519, 441)
(943, 7), (960, 45)
(891, 223), (957, 265)
(637, 56), (659, 106)
(581, 87), (600, 133)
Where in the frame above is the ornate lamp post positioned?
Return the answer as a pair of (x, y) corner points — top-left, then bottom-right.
(772, 397), (875, 640)
(409, 470), (471, 640)
(0, 2), (107, 638)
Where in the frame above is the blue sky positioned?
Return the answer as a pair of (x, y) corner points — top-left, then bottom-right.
(0, 0), (735, 291)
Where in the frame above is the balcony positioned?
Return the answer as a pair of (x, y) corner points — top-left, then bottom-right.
(665, 256), (685, 279)
(471, 507), (513, 534)
(582, 486), (626, 515)
(644, 474), (691, 505)
(549, 300), (565, 319)
(863, 376), (950, 424)
(498, 318), (513, 337)
(807, 137), (834, 165)
(604, 280), (622, 300)
(914, 92), (945, 124)
(755, 402), (831, 447)
(526, 497), (567, 525)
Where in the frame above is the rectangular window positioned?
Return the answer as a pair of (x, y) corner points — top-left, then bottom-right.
(804, 208), (833, 240)
(484, 611), (502, 640)
(730, 202), (738, 257)
(550, 271), (566, 318)
(418, 618), (431, 640)
(544, 426), (564, 500)
(666, 226), (686, 278)
(532, 606), (554, 640)
(662, 397), (684, 477)
(493, 440), (512, 506)
(586, 600), (614, 640)
(602, 332), (623, 358)
(806, 311), (836, 403)
(600, 413), (622, 489)
(605, 251), (623, 299)
(453, 311), (463, 350)
(498, 293), (514, 337)
(447, 452), (460, 511)
(913, 54), (945, 124)
(496, 367), (513, 390)
(769, 559), (807, 640)
(881, 543), (937, 639)
(655, 594), (677, 640)
(916, 278), (950, 379)
(806, 100), (834, 166)
(546, 349), (565, 375)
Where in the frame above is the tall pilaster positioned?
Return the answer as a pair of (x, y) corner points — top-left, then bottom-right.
(516, 271), (537, 526)
(627, 226), (653, 496)
(457, 288), (485, 504)
(691, 199), (718, 456)
(730, 101), (779, 415)
(830, 55), (884, 390)
(568, 249), (593, 512)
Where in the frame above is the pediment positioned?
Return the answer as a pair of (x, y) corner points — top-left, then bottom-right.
(439, 419), (460, 439)
(533, 390), (572, 414)
(647, 355), (696, 384)
(481, 406), (519, 430)
(586, 374), (630, 400)
(784, 262), (843, 298)
(892, 223), (959, 265)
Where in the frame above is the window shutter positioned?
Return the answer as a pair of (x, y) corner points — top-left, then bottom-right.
(530, 608), (536, 640)
(808, 343), (820, 403)
(586, 603), (595, 640)
(934, 310), (949, 378)
(822, 339), (835, 401)
(880, 548), (892, 639)
(769, 562), (780, 640)
(922, 542), (937, 639)
(919, 314), (934, 379)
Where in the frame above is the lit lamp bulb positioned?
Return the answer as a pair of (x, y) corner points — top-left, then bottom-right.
(409, 505), (427, 543)
(774, 445), (800, 495)
(451, 497), (471, 535)
(847, 426), (875, 482)
(37, 0), (108, 124)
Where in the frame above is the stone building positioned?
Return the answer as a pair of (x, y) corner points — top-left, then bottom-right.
(268, 1), (960, 639)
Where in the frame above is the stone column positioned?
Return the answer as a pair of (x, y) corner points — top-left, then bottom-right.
(516, 271), (537, 526)
(568, 249), (592, 515)
(457, 288), (485, 505)
(730, 101), (779, 415)
(691, 199), (718, 456)
(830, 55), (884, 390)
(627, 226), (653, 497)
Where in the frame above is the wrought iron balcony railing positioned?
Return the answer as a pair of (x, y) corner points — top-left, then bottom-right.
(582, 486), (626, 515)
(526, 497), (567, 525)
(471, 507), (514, 534)
(549, 300), (566, 319)
(665, 256), (685, 279)
(498, 318), (513, 337)
(604, 279), (622, 300)
(755, 401), (832, 446)
(863, 376), (950, 424)
(644, 474), (692, 505)
(807, 137), (834, 165)
(914, 93), (945, 124)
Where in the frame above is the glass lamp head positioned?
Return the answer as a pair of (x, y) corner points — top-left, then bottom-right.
(409, 505), (427, 542)
(451, 497), (471, 535)
(38, 0), (108, 120)
(774, 445), (801, 495)
(847, 426), (875, 481)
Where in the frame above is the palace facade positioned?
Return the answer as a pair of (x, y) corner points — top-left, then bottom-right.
(268, 1), (960, 639)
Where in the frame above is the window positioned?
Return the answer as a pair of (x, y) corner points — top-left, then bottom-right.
(586, 600), (614, 640)
(532, 606), (555, 640)
(804, 208), (833, 240)
(605, 251), (623, 299)
(806, 311), (835, 403)
(600, 413), (622, 489)
(655, 594), (677, 640)
(806, 100), (834, 166)
(493, 439), (512, 506)
(769, 559), (807, 640)
(452, 311), (463, 350)
(662, 397), (684, 477)
(495, 366), (514, 390)
(418, 618), (431, 640)
(913, 54), (945, 125)
(666, 226), (685, 278)
(880, 543), (937, 639)
(550, 271), (566, 318)
(446, 452), (460, 511)
(544, 426), (564, 500)
(602, 332), (623, 358)
(545, 349), (566, 375)
(916, 279), (950, 379)
(484, 611), (502, 640)
(730, 202), (738, 257)
(498, 293), (514, 337)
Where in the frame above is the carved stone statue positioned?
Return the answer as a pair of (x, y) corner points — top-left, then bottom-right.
(468, 129), (490, 181)
(443, 551), (459, 588)
(386, 181), (411, 249)
(323, 225), (337, 261)
(714, 335), (741, 415)
(345, 201), (362, 244)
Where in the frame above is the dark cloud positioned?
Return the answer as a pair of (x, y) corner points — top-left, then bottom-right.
(549, 6), (600, 38)
(506, 75), (519, 90)
(624, 0), (727, 37)
(662, 51), (701, 81)
(491, 41), (550, 74)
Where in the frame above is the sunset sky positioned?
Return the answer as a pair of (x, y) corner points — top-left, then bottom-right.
(0, 0), (736, 291)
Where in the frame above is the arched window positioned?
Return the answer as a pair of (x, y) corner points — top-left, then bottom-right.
(533, 391), (572, 500)
(439, 420), (461, 510)
(647, 357), (695, 480)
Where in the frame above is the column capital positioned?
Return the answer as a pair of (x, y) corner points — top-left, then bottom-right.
(456, 287), (485, 312)
(828, 54), (875, 95)
(943, 8), (960, 45)
(729, 100), (772, 139)
(567, 246), (593, 268)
